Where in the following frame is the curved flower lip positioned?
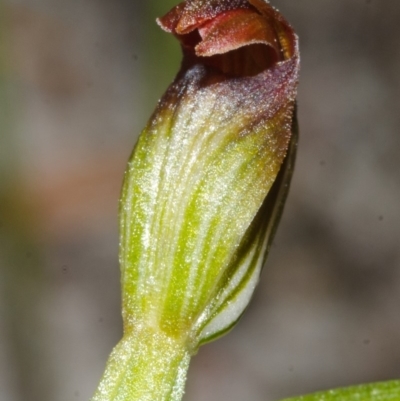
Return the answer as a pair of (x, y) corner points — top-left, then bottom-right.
(157, 0), (298, 74)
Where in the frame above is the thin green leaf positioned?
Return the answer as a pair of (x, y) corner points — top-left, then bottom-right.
(280, 381), (400, 401)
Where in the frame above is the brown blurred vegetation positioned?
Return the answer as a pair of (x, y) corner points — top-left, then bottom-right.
(0, 1), (399, 401)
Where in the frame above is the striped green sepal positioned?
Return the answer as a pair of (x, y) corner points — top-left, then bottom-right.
(119, 66), (297, 343)
(196, 111), (298, 344)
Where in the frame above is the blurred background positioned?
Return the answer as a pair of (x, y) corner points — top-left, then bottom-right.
(0, 0), (399, 400)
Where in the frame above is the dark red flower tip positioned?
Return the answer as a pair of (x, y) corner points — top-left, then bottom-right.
(157, 0), (298, 76)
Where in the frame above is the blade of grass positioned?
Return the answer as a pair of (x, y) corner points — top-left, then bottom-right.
(280, 381), (400, 401)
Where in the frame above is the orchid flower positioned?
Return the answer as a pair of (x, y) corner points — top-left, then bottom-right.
(91, 1), (299, 400)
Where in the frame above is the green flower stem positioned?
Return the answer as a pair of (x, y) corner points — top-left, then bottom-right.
(281, 381), (400, 401)
(91, 327), (191, 401)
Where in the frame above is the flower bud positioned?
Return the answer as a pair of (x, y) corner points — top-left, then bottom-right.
(92, 1), (299, 400)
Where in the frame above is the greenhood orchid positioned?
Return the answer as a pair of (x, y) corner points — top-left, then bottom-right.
(91, 1), (299, 400)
